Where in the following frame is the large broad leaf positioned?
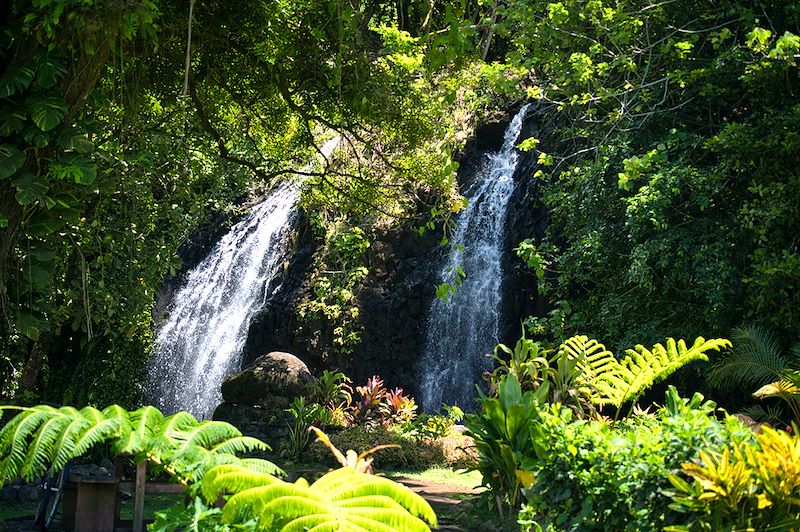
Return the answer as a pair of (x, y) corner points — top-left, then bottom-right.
(15, 311), (50, 342)
(26, 94), (68, 131)
(0, 144), (26, 179)
(50, 154), (96, 185)
(20, 263), (53, 289)
(34, 54), (67, 89)
(12, 172), (49, 205)
(0, 64), (35, 98)
(0, 109), (27, 136)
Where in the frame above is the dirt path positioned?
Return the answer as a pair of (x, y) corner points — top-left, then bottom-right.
(395, 477), (490, 531)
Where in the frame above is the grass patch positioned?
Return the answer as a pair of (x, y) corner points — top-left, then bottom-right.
(387, 466), (483, 489)
(0, 499), (37, 522)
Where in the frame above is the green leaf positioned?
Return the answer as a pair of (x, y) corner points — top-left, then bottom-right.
(26, 94), (68, 132)
(34, 55), (67, 89)
(12, 173), (49, 205)
(0, 214), (8, 228)
(0, 145), (26, 179)
(50, 155), (96, 184)
(0, 109), (27, 136)
(15, 311), (49, 341)
(21, 263), (53, 288)
(0, 64), (36, 98)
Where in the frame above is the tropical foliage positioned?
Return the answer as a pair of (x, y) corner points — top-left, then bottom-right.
(0, 403), (441, 531)
(198, 464), (437, 531)
(710, 326), (800, 423)
(518, 387), (753, 531)
(502, 0), (800, 351)
(490, 333), (730, 417)
(667, 426), (800, 531)
(0, 404), (273, 485)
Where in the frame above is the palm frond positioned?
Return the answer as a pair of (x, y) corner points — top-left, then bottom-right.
(739, 403), (784, 425)
(708, 325), (786, 389)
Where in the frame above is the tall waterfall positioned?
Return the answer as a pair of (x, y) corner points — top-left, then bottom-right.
(147, 139), (338, 419)
(419, 105), (531, 412)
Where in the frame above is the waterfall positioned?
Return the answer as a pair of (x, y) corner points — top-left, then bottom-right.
(418, 104), (531, 412)
(147, 139), (339, 419)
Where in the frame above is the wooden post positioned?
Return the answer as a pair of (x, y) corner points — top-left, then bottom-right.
(133, 461), (147, 532)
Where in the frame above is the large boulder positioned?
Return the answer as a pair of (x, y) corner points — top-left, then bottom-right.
(220, 351), (312, 408)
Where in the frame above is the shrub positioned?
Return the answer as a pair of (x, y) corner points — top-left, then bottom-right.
(518, 387), (753, 531)
(308, 425), (449, 471)
(667, 426), (800, 531)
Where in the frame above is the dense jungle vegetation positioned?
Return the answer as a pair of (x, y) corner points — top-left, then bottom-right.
(1, 0), (798, 415)
(1, 1), (799, 529)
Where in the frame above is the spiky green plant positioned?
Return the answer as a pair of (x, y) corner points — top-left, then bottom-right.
(708, 326), (799, 390)
(0, 404), (277, 486)
(708, 326), (800, 424)
(200, 464), (438, 531)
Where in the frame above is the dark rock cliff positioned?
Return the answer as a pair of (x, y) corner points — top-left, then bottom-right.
(155, 105), (550, 404)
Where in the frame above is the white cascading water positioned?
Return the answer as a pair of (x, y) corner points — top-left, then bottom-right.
(419, 104), (531, 412)
(146, 138), (339, 419)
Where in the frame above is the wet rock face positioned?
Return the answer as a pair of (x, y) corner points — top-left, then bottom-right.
(500, 107), (549, 345)
(221, 351), (313, 407)
(343, 224), (444, 396)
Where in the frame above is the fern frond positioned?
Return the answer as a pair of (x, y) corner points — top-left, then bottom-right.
(708, 326), (786, 389)
(72, 417), (124, 458)
(21, 415), (70, 480)
(171, 421), (243, 451)
(0, 406), (60, 483)
(51, 414), (93, 472)
(210, 435), (268, 455)
(205, 465), (437, 531)
(116, 405), (163, 454)
(594, 337), (730, 411)
(237, 458), (284, 476)
(314, 468), (437, 525)
(201, 464), (282, 502)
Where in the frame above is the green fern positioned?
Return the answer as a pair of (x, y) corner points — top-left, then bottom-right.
(201, 464), (438, 531)
(606, 337), (729, 411)
(556, 335), (730, 415)
(0, 404), (276, 486)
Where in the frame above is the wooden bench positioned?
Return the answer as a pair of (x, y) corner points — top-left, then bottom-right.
(62, 460), (184, 532)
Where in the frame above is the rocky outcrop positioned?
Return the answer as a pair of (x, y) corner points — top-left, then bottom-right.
(220, 351), (313, 408)
(213, 351), (312, 448)
(500, 104), (550, 345)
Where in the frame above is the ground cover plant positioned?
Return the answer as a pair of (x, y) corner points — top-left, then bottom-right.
(285, 371), (475, 471)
